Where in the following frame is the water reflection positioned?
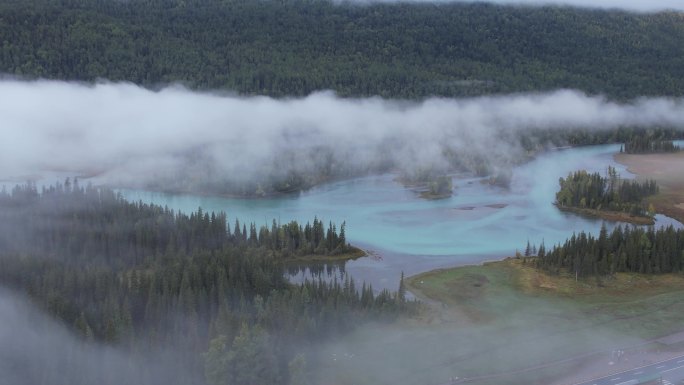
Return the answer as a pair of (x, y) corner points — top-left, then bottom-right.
(286, 260), (347, 283)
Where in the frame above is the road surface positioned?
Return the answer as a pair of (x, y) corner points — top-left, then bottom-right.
(574, 354), (684, 385)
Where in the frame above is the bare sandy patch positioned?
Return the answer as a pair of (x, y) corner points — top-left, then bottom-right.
(615, 152), (684, 187)
(614, 152), (684, 223)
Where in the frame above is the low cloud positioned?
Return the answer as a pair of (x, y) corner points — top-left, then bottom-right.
(0, 289), (193, 385)
(1, 80), (683, 189)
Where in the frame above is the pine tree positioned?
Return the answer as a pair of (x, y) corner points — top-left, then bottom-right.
(203, 334), (230, 385)
(288, 354), (308, 385)
(398, 271), (406, 304)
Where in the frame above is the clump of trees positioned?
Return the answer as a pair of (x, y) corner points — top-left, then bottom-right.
(0, 181), (414, 385)
(622, 132), (681, 154)
(536, 224), (684, 278)
(398, 170), (454, 198)
(555, 166), (658, 217)
(428, 176), (453, 196)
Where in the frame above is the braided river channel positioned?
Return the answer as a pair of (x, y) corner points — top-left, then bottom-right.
(121, 143), (683, 291)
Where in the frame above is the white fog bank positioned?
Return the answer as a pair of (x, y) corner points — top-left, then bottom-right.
(1, 80), (683, 187)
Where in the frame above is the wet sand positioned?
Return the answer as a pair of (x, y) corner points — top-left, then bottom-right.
(615, 152), (684, 223)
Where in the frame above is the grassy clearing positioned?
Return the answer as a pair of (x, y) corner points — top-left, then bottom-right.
(396, 258), (684, 384)
(409, 258), (684, 339)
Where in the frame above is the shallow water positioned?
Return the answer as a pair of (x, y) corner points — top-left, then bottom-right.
(120, 144), (683, 290)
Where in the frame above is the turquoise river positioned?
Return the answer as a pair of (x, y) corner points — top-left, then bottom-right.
(120, 144), (683, 291)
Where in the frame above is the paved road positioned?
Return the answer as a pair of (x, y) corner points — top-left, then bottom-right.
(575, 354), (684, 385)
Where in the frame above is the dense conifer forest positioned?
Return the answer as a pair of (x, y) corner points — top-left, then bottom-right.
(0, 181), (412, 385)
(1, 0), (684, 99)
(622, 132), (681, 154)
(536, 225), (684, 277)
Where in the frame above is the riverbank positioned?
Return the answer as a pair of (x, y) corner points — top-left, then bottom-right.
(283, 245), (367, 263)
(419, 190), (453, 200)
(404, 258), (684, 384)
(555, 205), (655, 225)
(615, 152), (684, 224)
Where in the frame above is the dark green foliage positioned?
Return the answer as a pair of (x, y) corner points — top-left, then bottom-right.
(2, 0), (684, 99)
(428, 176), (453, 197)
(0, 180), (350, 261)
(537, 224), (684, 278)
(0, 181), (412, 385)
(204, 323), (280, 385)
(623, 131), (681, 154)
(521, 127), (684, 152)
(555, 166), (658, 216)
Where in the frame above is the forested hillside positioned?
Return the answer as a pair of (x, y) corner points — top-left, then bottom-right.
(1, 0), (683, 98)
(0, 181), (411, 385)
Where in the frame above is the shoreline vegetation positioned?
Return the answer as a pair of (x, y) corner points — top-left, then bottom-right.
(418, 191), (453, 200)
(395, 174), (454, 200)
(555, 204), (655, 225)
(282, 245), (366, 263)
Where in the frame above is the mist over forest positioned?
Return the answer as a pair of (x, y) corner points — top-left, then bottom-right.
(2, 80), (684, 195)
(2, 1), (684, 385)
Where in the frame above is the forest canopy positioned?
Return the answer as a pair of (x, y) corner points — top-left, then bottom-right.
(0, 181), (412, 385)
(1, 0), (684, 99)
(555, 166), (659, 217)
(536, 224), (684, 278)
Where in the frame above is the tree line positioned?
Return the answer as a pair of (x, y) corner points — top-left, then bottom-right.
(555, 166), (658, 217)
(536, 224), (684, 278)
(519, 127), (684, 153)
(2, 0), (684, 99)
(621, 131), (681, 154)
(0, 179), (352, 262)
(0, 181), (413, 385)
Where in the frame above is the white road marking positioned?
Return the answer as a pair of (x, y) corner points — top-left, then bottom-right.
(610, 378), (621, 382)
(615, 380), (638, 385)
(662, 364), (684, 373)
(657, 365), (666, 369)
(677, 359), (684, 363)
(632, 371), (643, 375)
